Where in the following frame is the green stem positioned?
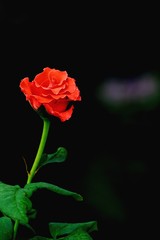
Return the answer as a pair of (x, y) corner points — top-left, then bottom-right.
(13, 118), (51, 240)
(13, 221), (19, 240)
(27, 118), (50, 184)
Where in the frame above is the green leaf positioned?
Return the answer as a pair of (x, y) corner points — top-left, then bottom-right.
(30, 222), (97, 240)
(49, 221), (98, 239)
(24, 182), (83, 201)
(39, 147), (68, 169)
(0, 216), (13, 240)
(0, 181), (33, 224)
(63, 228), (94, 239)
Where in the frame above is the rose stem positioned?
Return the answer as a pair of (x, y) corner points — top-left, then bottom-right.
(13, 118), (51, 240)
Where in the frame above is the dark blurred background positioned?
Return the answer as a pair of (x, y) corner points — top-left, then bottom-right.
(0, 1), (159, 239)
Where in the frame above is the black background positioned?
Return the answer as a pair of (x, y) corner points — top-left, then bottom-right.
(0, 1), (159, 239)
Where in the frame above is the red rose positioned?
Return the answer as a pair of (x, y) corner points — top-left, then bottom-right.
(19, 67), (81, 121)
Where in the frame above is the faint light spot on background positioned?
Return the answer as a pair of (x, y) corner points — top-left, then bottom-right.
(96, 72), (160, 115)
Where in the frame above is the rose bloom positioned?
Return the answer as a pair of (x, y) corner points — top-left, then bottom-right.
(20, 67), (81, 122)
